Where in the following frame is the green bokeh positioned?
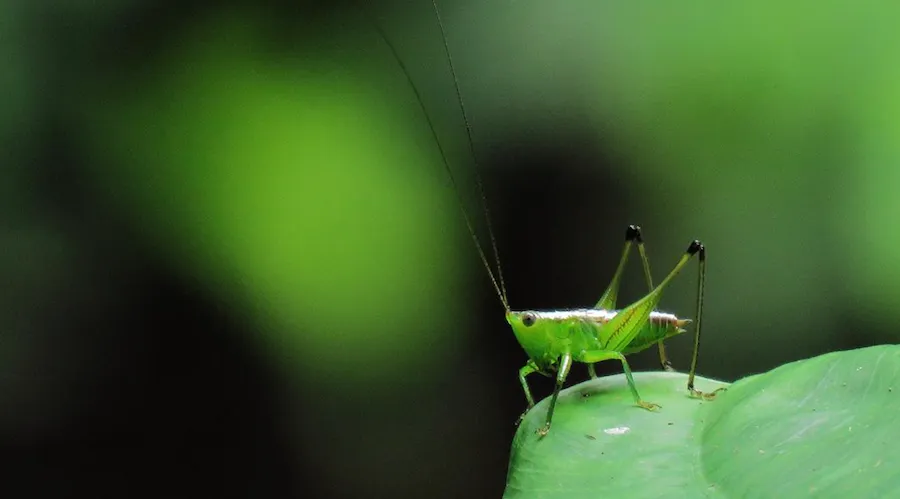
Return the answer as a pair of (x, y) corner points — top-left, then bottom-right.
(83, 10), (466, 381)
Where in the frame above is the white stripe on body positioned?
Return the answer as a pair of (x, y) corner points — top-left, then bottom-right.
(528, 309), (680, 324)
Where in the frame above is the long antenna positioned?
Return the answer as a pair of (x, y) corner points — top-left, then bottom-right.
(431, 0), (509, 308)
(368, 11), (509, 312)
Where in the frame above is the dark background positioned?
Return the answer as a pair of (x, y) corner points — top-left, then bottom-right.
(2, 0), (897, 497)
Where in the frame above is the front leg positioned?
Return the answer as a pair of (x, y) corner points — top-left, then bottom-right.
(537, 352), (572, 438)
(518, 360), (539, 408)
(514, 361), (540, 426)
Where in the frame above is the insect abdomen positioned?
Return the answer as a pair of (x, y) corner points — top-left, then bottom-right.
(621, 311), (690, 355)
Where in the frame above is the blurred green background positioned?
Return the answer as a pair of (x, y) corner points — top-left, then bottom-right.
(2, 0), (898, 497)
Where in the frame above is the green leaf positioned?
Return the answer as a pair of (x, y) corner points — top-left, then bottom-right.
(506, 345), (900, 498)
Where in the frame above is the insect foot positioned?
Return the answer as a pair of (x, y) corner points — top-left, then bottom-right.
(638, 401), (661, 411)
(536, 423), (552, 438)
(691, 387), (727, 400)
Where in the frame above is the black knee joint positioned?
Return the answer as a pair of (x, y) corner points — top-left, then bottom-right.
(687, 240), (704, 257)
(626, 224), (644, 243)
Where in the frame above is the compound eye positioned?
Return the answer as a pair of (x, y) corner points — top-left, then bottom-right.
(522, 313), (537, 327)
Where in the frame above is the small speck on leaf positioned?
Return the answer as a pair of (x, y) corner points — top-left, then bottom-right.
(585, 434), (596, 440)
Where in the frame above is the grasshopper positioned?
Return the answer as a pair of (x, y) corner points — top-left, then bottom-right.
(373, 0), (724, 437)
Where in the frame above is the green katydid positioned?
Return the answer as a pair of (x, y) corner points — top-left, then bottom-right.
(373, 0), (725, 437)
